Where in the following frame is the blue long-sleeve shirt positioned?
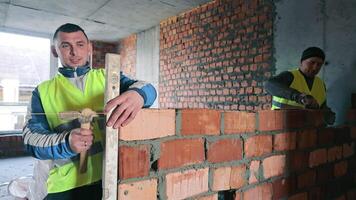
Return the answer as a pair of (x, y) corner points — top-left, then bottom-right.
(23, 66), (157, 160)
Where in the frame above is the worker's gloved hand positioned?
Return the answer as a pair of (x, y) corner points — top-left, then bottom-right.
(297, 94), (319, 109)
(323, 110), (336, 125)
(68, 128), (94, 153)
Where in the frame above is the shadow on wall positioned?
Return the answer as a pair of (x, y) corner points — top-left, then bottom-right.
(327, 57), (356, 125)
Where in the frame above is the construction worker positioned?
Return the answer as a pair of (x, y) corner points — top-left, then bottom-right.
(264, 46), (335, 125)
(22, 23), (157, 200)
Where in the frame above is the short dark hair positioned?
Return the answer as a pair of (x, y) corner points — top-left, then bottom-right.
(301, 46), (325, 62)
(53, 23), (88, 41)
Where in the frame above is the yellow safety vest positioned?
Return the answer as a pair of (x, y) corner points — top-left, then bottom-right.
(272, 69), (326, 110)
(38, 69), (105, 193)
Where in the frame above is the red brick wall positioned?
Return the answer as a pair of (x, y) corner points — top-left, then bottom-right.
(119, 35), (137, 77)
(91, 41), (118, 69)
(0, 135), (27, 157)
(159, 0), (274, 110)
(116, 109), (356, 199)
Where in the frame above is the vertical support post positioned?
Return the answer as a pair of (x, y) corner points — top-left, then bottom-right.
(102, 53), (120, 200)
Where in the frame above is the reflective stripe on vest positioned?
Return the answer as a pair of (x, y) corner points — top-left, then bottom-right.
(272, 69), (326, 110)
(38, 69), (105, 193)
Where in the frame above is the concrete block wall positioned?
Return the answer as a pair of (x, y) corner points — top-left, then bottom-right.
(117, 109), (356, 199)
(159, 0), (274, 111)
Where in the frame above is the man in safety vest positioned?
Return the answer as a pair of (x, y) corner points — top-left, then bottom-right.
(23, 23), (157, 199)
(264, 46), (335, 125)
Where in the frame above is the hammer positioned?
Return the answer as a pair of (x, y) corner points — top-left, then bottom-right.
(59, 108), (98, 173)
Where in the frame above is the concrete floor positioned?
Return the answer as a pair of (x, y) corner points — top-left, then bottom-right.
(0, 156), (34, 200)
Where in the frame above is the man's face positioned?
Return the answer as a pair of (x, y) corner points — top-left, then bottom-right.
(53, 31), (92, 68)
(300, 57), (324, 78)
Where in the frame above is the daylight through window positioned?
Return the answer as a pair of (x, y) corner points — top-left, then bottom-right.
(0, 32), (50, 132)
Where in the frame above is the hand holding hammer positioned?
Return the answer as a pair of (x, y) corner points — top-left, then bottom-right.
(60, 108), (98, 173)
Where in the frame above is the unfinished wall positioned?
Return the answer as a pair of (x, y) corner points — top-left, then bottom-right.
(136, 26), (160, 108)
(119, 35), (137, 77)
(91, 41), (118, 68)
(117, 108), (356, 199)
(159, 0), (274, 111)
(274, 0), (356, 125)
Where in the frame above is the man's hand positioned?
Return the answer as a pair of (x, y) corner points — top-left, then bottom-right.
(298, 94), (319, 109)
(69, 128), (94, 153)
(104, 90), (144, 129)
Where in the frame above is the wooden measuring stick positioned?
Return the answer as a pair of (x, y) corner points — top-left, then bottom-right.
(102, 53), (120, 200)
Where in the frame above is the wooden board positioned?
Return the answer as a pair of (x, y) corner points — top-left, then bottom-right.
(102, 53), (120, 200)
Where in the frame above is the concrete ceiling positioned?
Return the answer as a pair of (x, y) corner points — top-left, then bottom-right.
(0, 0), (210, 42)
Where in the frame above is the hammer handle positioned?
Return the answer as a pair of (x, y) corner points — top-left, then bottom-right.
(79, 122), (91, 173)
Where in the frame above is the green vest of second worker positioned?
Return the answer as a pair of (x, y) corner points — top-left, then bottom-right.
(272, 69), (326, 110)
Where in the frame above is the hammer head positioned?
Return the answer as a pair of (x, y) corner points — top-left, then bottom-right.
(59, 108), (98, 124)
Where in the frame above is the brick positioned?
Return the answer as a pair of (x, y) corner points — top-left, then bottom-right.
(351, 126), (356, 139)
(309, 148), (327, 167)
(249, 160), (260, 184)
(258, 110), (284, 131)
(309, 186), (325, 200)
(158, 138), (205, 169)
(223, 111), (255, 134)
(196, 194), (218, 200)
(297, 169), (316, 189)
(350, 156), (356, 171)
(334, 126), (351, 144)
(179, 109), (220, 135)
(212, 166), (231, 191)
(334, 161), (348, 177)
(263, 155), (286, 179)
(343, 142), (354, 158)
(274, 132), (296, 151)
(230, 165), (247, 189)
(119, 145), (150, 179)
(347, 109), (356, 123)
(242, 183), (272, 200)
(234, 192), (241, 200)
(297, 129), (317, 149)
(288, 192), (308, 200)
(334, 195), (346, 200)
(318, 128), (334, 146)
(245, 135), (272, 158)
(316, 165), (333, 184)
(207, 139), (242, 163)
(306, 110), (325, 127)
(327, 146), (343, 162)
(347, 189), (356, 200)
(284, 110), (306, 129)
(273, 178), (290, 200)
(118, 179), (157, 200)
(120, 109), (175, 141)
(166, 168), (209, 200)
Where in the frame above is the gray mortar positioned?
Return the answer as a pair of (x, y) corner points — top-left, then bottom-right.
(158, 176), (166, 200)
(220, 112), (225, 134)
(150, 142), (161, 171)
(175, 110), (182, 136)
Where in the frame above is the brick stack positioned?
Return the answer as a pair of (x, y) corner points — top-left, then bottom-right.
(117, 109), (356, 199)
(159, 0), (274, 110)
